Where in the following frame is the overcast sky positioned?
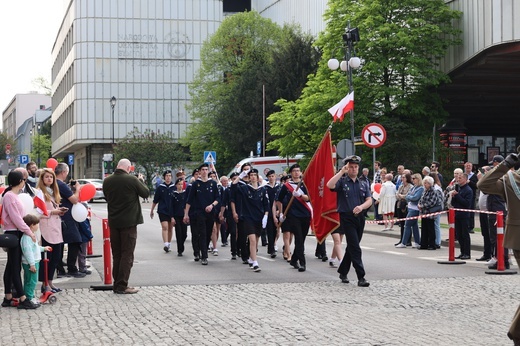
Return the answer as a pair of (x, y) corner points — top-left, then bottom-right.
(0, 1), (67, 112)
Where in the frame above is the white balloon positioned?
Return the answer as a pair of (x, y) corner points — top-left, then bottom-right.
(18, 193), (34, 215)
(71, 203), (88, 222)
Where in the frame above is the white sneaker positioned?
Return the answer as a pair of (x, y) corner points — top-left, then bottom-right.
(329, 259), (338, 268)
(487, 257), (497, 266)
(212, 249), (219, 256)
(411, 243), (420, 248)
(274, 245), (278, 252)
(395, 243), (407, 248)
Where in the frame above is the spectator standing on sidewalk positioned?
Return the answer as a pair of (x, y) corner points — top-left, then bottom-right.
(327, 155), (372, 287)
(103, 158), (150, 294)
(1, 170), (40, 309)
(477, 149), (520, 344)
(449, 173), (473, 259)
(55, 163), (85, 278)
(475, 166), (492, 262)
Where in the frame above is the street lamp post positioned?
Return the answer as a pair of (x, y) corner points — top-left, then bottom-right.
(36, 123), (41, 167)
(110, 96), (117, 145)
(328, 25), (361, 155)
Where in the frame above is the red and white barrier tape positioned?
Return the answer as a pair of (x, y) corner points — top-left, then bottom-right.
(366, 208), (501, 225)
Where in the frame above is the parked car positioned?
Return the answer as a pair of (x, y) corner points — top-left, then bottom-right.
(76, 178), (105, 202)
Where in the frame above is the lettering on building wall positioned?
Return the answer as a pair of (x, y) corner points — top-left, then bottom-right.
(117, 31), (192, 66)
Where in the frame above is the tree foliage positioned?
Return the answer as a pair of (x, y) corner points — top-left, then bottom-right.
(268, 0), (462, 172)
(115, 128), (187, 188)
(183, 12), (320, 173)
(30, 134), (51, 167)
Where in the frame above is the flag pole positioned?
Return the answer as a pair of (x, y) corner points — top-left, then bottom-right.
(279, 124), (332, 226)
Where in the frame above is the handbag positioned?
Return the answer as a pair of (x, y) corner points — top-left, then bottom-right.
(0, 233), (19, 248)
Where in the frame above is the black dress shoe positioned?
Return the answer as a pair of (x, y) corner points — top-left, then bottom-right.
(298, 265), (306, 272)
(476, 256), (491, 262)
(358, 278), (370, 287)
(339, 274), (349, 283)
(321, 256), (328, 262)
(455, 255), (462, 259)
(290, 262), (300, 269)
(459, 255), (471, 260)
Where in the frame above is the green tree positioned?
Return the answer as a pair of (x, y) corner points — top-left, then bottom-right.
(269, 0), (461, 171)
(183, 12), (320, 173)
(114, 128), (188, 188)
(30, 134), (51, 167)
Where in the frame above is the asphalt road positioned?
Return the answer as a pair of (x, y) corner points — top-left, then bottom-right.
(76, 202), (493, 289)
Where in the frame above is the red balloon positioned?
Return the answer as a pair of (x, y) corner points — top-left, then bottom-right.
(373, 183), (382, 194)
(46, 158), (58, 170)
(79, 183), (96, 202)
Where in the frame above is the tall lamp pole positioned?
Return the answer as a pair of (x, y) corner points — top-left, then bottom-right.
(36, 123), (41, 166)
(328, 25), (361, 155)
(110, 96), (117, 145)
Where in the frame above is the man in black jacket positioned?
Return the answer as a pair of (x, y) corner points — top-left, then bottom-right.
(449, 173), (474, 259)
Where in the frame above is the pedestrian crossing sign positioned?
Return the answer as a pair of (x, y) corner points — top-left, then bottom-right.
(204, 151), (217, 164)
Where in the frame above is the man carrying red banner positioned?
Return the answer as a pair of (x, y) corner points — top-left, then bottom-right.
(275, 164), (312, 272)
(327, 155), (372, 287)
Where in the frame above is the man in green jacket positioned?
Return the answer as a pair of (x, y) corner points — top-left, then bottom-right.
(103, 158), (150, 294)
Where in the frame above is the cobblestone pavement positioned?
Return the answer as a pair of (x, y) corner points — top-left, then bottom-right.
(0, 275), (517, 345)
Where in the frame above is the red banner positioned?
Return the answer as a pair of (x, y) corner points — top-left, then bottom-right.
(303, 130), (340, 243)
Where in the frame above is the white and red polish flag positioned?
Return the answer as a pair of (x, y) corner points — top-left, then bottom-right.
(328, 91), (354, 123)
(34, 189), (49, 216)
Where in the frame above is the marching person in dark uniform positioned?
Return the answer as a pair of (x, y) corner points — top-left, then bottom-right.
(264, 170), (280, 258)
(183, 164), (220, 265)
(231, 168), (269, 272)
(231, 162), (253, 264)
(220, 172), (239, 260)
(171, 178), (187, 256)
(275, 164), (312, 272)
(326, 155), (372, 287)
(150, 170), (175, 253)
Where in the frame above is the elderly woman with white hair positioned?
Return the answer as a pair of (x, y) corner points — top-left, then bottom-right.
(417, 175), (443, 250)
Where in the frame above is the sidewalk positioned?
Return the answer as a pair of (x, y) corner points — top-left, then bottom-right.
(364, 211), (488, 252)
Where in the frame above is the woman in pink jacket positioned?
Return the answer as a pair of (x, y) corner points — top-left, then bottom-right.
(1, 170), (39, 309)
(36, 168), (67, 293)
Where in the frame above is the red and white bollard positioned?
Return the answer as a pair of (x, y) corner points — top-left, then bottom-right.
(448, 208), (456, 261)
(485, 211), (517, 275)
(496, 211), (506, 271)
(103, 218), (112, 285)
(438, 208), (465, 265)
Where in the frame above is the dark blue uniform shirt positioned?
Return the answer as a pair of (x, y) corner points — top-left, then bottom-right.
(330, 175), (371, 213)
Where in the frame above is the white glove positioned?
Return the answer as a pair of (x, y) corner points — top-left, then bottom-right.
(262, 215), (268, 228)
(239, 170), (249, 179)
(292, 189), (302, 197)
(279, 213), (285, 222)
